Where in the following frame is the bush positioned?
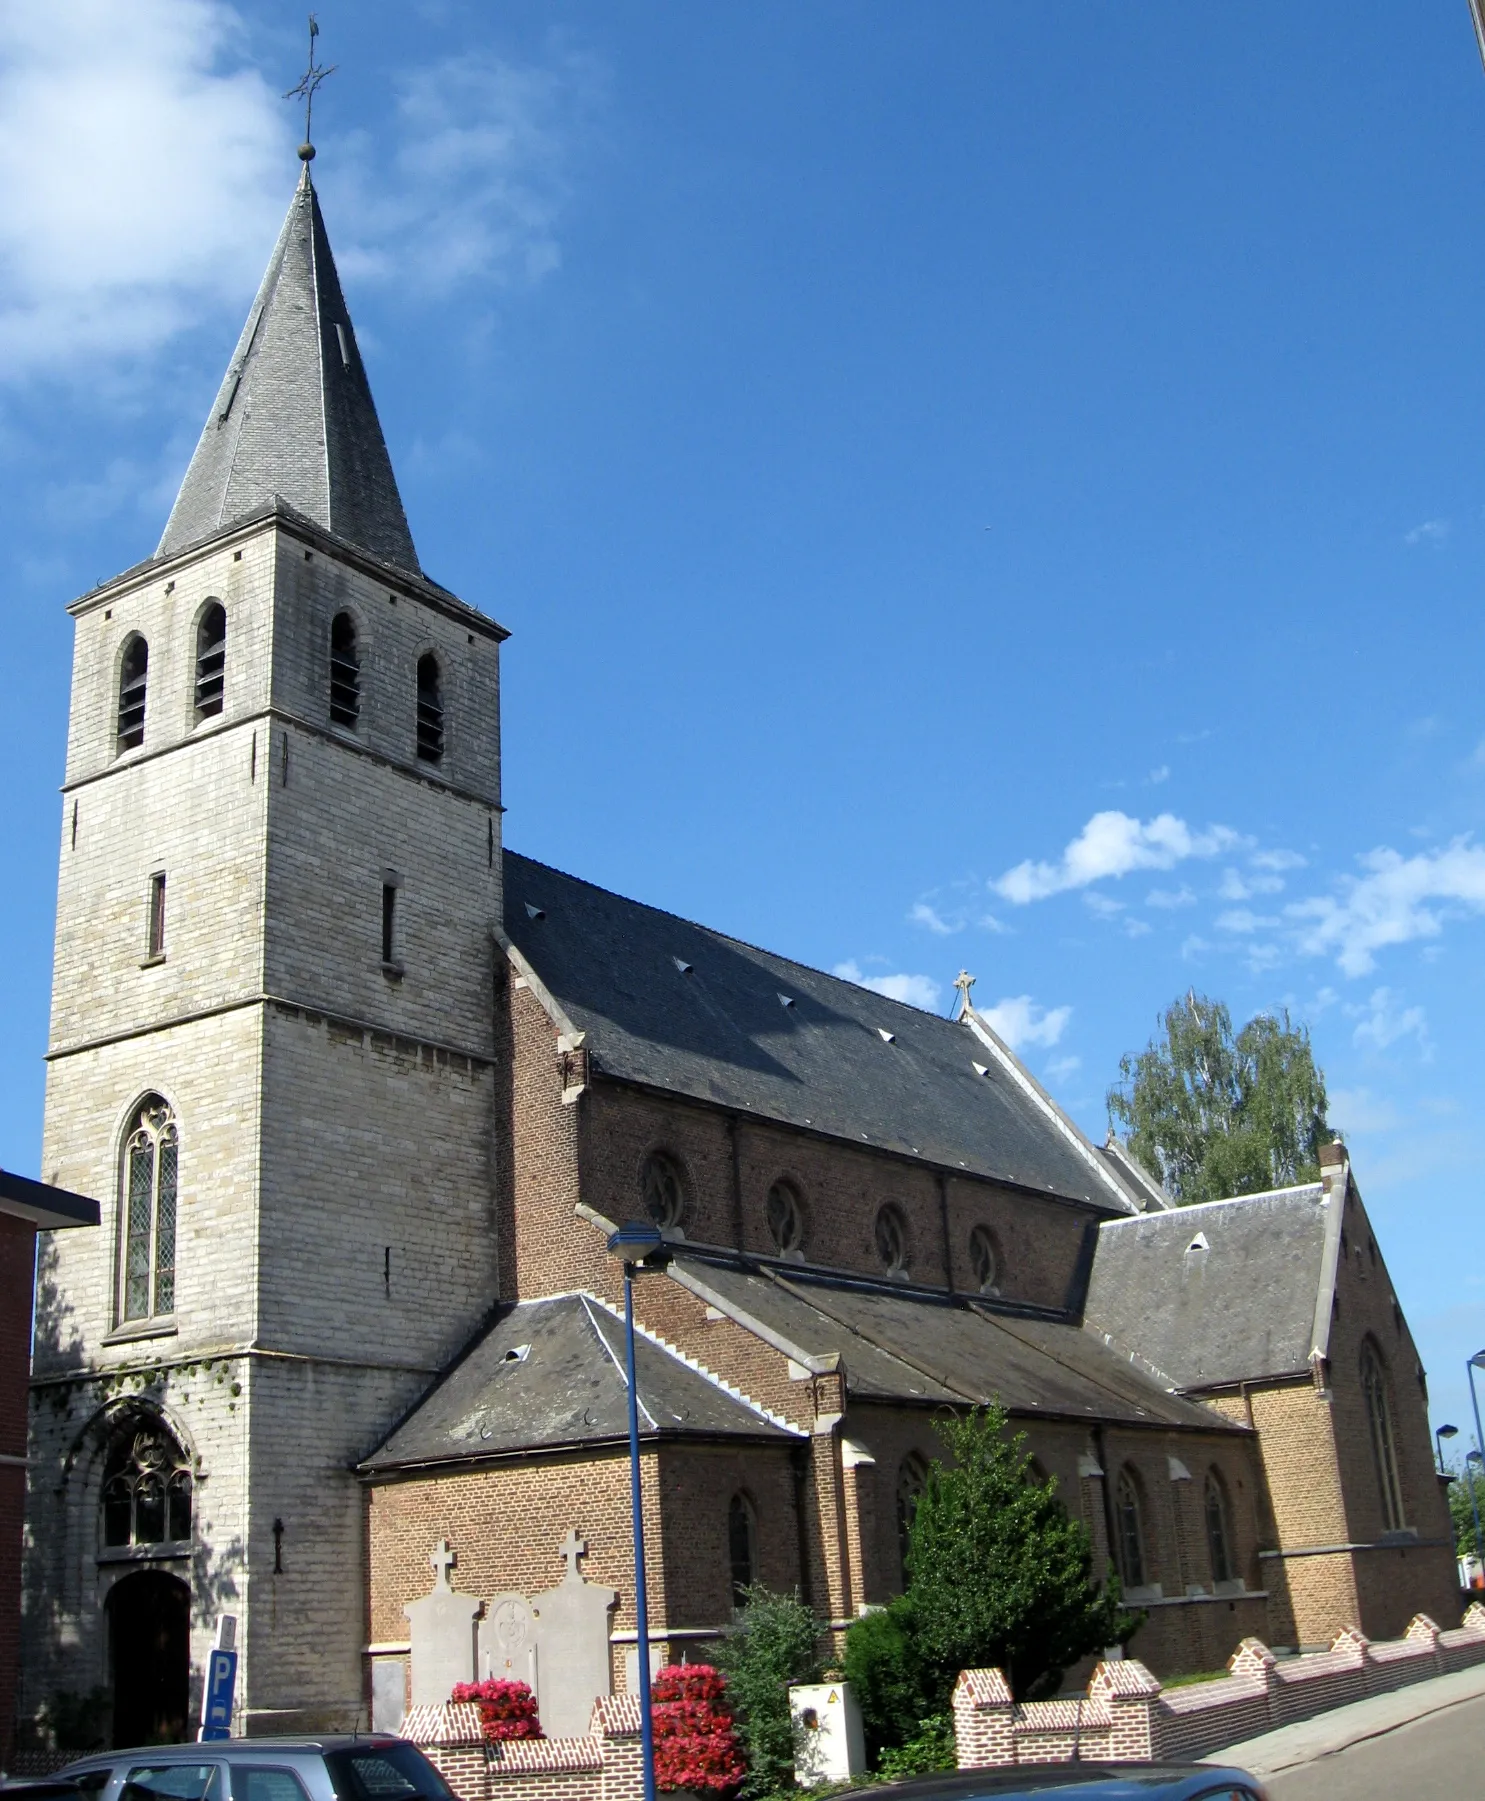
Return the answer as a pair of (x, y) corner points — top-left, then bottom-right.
(841, 1601), (933, 1765)
(652, 1664), (746, 1795)
(450, 1677), (543, 1741)
(712, 1585), (823, 1797)
(876, 1714), (956, 1781)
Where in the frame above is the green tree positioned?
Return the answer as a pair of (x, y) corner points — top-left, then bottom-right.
(1107, 991), (1330, 1204)
(711, 1585), (821, 1798)
(844, 1405), (1136, 1761)
(1448, 1466), (1485, 1563)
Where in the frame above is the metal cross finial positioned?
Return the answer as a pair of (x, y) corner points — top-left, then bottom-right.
(953, 969), (977, 1020)
(558, 1528), (587, 1578)
(284, 14), (337, 163)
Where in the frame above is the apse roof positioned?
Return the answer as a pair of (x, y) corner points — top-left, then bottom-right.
(502, 851), (1140, 1212)
(157, 169), (419, 574)
(360, 1291), (800, 1474)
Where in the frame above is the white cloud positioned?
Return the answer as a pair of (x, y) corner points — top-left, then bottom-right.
(1349, 987), (1430, 1055)
(1218, 868), (1284, 901)
(993, 811), (1241, 904)
(1083, 891), (1125, 918)
(832, 960), (941, 1012)
(1289, 839), (1485, 975)
(1045, 1054), (1081, 1082)
(1405, 518), (1449, 547)
(1251, 849), (1307, 872)
(1216, 908), (1274, 935)
(909, 902), (959, 936)
(977, 995), (1071, 1051)
(1147, 765), (1170, 785)
(1328, 1086), (1401, 1133)
(1146, 885), (1196, 909)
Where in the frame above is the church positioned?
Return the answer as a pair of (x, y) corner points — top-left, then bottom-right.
(20, 157), (1459, 1751)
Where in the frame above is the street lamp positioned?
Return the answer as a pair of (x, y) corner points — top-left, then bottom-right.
(607, 1221), (673, 1801)
(1466, 1452), (1485, 1589)
(1437, 1422), (1459, 1473)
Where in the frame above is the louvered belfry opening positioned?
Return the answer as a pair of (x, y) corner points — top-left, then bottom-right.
(330, 611), (360, 727)
(416, 651), (444, 762)
(194, 603), (226, 718)
(117, 635), (149, 752)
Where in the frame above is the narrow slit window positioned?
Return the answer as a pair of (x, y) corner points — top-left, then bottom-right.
(117, 635), (148, 752)
(194, 603), (226, 718)
(416, 652), (444, 762)
(146, 872), (166, 960)
(382, 883), (397, 966)
(330, 612), (360, 727)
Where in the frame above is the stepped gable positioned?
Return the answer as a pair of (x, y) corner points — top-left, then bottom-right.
(502, 850), (1140, 1212)
(157, 166), (420, 574)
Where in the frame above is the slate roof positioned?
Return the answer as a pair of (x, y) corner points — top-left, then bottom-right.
(670, 1253), (1243, 1436)
(158, 169), (420, 575)
(360, 1292), (799, 1473)
(502, 852), (1138, 1212)
(1084, 1183), (1333, 1391)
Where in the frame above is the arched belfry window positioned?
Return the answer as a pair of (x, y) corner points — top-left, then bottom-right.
(896, 1452), (929, 1582)
(1361, 1340), (1405, 1532)
(1114, 1467), (1147, 1590)
(120, 1098), (178, 1322)
(194, 603), (226, 719)
(766, 1180), (804, 1254)
(641, 1152), (686, 1230)
(875, 1204), (908, 1278)
(101, 1417), (192, 1549)
(728, 1493), (757, 1605)
(117, 635), (149, 752)
(330, 612), (360, 727)
(1204, 1470), (1235, 1585)
(416, 652), (444, 762)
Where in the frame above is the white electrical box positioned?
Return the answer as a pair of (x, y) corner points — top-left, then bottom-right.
(789, 1681), (867, 1786)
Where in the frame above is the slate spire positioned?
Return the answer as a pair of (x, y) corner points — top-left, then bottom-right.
(157, 166), (420, 574)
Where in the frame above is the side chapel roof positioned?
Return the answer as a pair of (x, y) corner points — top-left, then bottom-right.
(501, 851), (1143, 1213)
(157, 168), (420, 575)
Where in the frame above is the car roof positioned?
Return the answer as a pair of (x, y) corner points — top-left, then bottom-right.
(837, 1768), (1260, 1798)
(61, 1739), (404, 1770)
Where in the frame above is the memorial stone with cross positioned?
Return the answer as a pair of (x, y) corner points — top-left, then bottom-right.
(529, 1529), (619, 1737)
(404, 1539), (480, 1706)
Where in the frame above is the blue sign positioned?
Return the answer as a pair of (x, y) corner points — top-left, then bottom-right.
(199, 1648), (237, 1742)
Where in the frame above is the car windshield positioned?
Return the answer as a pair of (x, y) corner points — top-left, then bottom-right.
(323, 1748), (453, 1801)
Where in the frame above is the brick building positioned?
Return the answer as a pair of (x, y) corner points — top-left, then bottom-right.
(21, 163), (1457, 1750)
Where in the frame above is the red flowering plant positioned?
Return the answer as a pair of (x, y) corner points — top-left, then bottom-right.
(450, 1677), (544, 1742)
(651, 1664), (746, 1795)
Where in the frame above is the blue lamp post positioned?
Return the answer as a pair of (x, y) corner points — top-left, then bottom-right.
(1436, 1422), (1459, 1473)
(607, 1220), (672, 1801)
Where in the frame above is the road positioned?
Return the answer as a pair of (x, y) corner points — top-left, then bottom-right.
(1265, 1686), (1485, 1800)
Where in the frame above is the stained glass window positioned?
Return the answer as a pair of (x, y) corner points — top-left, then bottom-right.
(101, 1422), (192, 1549)
(119, 1098), (179, 1323)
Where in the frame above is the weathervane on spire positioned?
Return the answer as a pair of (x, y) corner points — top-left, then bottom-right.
(284, 14), (336, 163)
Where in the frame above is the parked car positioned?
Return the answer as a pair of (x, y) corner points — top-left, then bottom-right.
(56, 1739), (454, 1801)
(838, 1766), (1270, 1801)
(0, 1783), (87, 1801)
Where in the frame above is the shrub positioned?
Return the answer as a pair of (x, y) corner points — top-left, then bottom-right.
(652, 1664), (746, 1795)
(450, 1677), (544, 1741)
(840, 1599), (933, 1765)
(712, 1585), (823, 1797)
(876, 1714), (957, 1780)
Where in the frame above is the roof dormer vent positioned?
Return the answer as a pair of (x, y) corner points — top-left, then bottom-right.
(524, 902), (545, 920)
(778, 993), (795, 1009)
(877, 1028), (895, 1043)
(673, 957), (693, 976)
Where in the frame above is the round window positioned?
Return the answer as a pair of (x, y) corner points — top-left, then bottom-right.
(969, 1224), (999, 1293)
(875, 1204), (908, 1276)
(641, 1152), (686, 1230)
(766, 1181), (804, 1254)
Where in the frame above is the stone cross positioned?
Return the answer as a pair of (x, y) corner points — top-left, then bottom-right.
(953, 970), (977, 1019)
(559, 1529), (586, 1579)
(430, 1539), (456, 1589)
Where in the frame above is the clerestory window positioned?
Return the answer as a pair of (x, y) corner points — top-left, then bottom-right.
(416, 652), (444, 762)
(119, 1097), (179, 1322)
(101, 1419), (192, 1549)
(641, 1151), (686, 1230)
(194, 603), (226, 719)
(766, 1180), (804, 1255)
(1361, 1341), (1405, 1532)
(968, 1223), (999, 1293)
(330, 612), (360, 728)
(875, 1204), (908, 1278)
(117, 635), (149, 753)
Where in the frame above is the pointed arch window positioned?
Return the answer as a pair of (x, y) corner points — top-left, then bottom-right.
(641, 1151), (686, 1231)
(416, 652), (444, 762)
(1204, 1470), (1235, 1585)
(1114, 1467), (1147, 1590)
(1361, 1341), (1405, 1532)
(117, 635), (149, 752)
(728, 1493), (757, 1606)
(194, 603), (226, 719)
(120, 1098), (179, 1322)
(101, 1419), (192, 1549)
(968, 1224), (1000, 1293)
(766, 1180), (804, 1254)
(875, 1204), (909, 1278)
(896, 1451), (929, 1582)
(330, 612), (360, 727)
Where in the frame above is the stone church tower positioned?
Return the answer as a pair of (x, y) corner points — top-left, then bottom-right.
(25, 164), (506, 1739)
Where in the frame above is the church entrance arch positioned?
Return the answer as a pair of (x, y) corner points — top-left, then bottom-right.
(106, 1570), (190, 1747)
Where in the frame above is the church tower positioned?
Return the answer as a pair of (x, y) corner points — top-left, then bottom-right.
(25, 163), (505, 1739)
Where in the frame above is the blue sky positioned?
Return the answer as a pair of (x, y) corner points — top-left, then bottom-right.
(5, 2), (1485, 1443)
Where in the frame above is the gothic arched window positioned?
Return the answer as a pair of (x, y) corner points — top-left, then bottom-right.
(728, 1493), (757, 1606)
(416, 652), (444, 762)
(330, 612), (360, 728)
(875, 1205), (909, 1278)
(1361, 1340), (1405, 1532)
(968, 1224), (1000, 1293)
(1204, 1470), (1235, 1585)
(120, 1097), (179, 1322)
(117, 635), (149, 752)
(766, 1180), (804, 1255)
(194, 603), (226, 719)
(640, 1151), (686, 1231)
(1114, 1467), (1147, 1590)
(101, 1419), (192, 1550)
(896, 1451), (929, 1582)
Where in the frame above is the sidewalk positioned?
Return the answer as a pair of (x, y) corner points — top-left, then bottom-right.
(1202, 1660), (1485, 1779)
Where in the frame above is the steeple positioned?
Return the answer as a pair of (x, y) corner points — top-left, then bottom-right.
(157, 167), (420, 575)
